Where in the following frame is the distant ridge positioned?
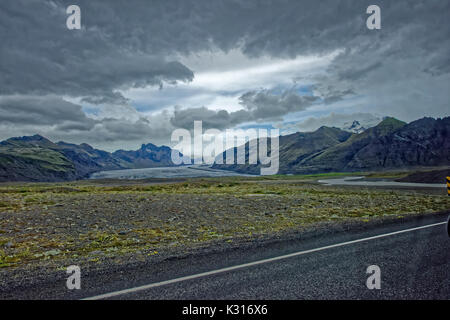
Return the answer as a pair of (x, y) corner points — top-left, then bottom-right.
(0, 135), (179, 182)
(213, 116), (450, 174)
(0, 116), (448, 182)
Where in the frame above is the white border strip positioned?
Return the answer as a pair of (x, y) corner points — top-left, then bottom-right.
(83, 221), (446, 300)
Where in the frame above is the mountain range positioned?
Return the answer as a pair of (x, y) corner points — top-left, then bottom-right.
(212, 116), (450, 175)
(0, 135), (177, 182)
(0, 116), (448, 182)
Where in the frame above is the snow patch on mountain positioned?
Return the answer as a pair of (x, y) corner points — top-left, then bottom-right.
(291, 112), (383, 134)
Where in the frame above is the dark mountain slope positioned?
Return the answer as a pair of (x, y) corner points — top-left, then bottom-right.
(343, 117), (450, 170)
(113, 143), (175, 168)
(213, 116), (449, 175)
(56, 141), (125, 178)
(0, 135), (77, 182)
(213, 126), (352, 174)
(298, 117), (407, 172)
(0, 135), (178, 182)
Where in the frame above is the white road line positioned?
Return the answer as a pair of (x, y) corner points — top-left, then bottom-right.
(83, 221), (447, 300)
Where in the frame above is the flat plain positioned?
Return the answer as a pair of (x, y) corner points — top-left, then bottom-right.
(0, 174), (448, 286)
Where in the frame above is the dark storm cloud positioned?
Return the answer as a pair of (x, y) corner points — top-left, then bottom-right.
(0, 0), (449, 145)
(239, 90), (318, 120)
(3, 0), (449, 102)
(170, 107), (251, 130)
(0, 95), (96, 128)
(170, 90), (317, 129)
(51, 114), (175, 148)
(0, 0), (195, 102)
(0, 95), (174, 150)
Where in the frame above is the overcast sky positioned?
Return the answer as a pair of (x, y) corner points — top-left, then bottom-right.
(0, 0), (449, 151)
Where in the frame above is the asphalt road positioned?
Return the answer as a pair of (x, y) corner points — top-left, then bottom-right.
(3, 212), (450, 300)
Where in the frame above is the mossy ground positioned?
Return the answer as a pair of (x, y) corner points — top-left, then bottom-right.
(0, 176), (448, 269)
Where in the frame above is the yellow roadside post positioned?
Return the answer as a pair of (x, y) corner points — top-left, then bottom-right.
(447, 176), (450, 196)
(447, 177), (450, 236)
